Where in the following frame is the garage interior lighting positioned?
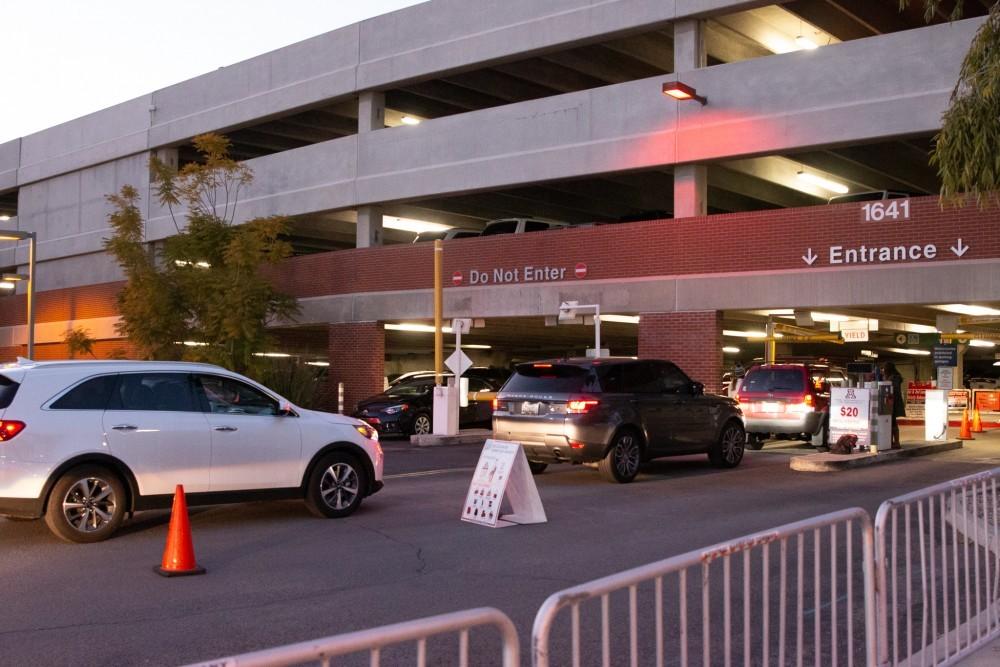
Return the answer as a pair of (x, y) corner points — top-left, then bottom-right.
(600, 314), (640, 324)
(0, 215), (10, 221)
(933, 304), (1000, 317)
(795, 35), (818, 50)
(723, 329), (783, 339)
(385, 323), (455, 334)
(969, 340), (996, 348)
(253, 352), (291, 358)
(0, 281), (14, 290)
(885, 348), (931, 356)
(306, 361), (330, 367)
(722, 346), (741, 354)
(382, 217), (451, 234)
(400, 116), (421, 126)
(176, 341), (209, 347)
(462, 344), (492, 349)
(796, 171), (849, 194)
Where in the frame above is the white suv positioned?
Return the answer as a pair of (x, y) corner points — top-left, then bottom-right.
(0, 360), (384, 542)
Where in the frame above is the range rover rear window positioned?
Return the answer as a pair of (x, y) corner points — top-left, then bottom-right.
(0, 374), (19, 410)
(504, 364), (600, 394)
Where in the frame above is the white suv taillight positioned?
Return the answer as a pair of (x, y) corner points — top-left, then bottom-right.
(0, 420), (25, 441)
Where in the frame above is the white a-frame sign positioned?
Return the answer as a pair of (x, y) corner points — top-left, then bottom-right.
(461, 439), (547, 528)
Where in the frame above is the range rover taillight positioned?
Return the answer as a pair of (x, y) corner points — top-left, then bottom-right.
(566, 399), (600, 414)
(0, 420), (25, 441)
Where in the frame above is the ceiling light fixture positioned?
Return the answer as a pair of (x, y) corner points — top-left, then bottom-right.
(797, 171), (849, 194)
(0, 215), (10, 222)
(381, 216), (452, 235)
(969, 340), (996, 348)
(934, 304), (1000, 317)
(662, 81), (707, 105)
(722, 346), (741, 354)
(795, 35), (819, 50)
(884, 347), (931, 356)
(400, 116), (421, 126)
(385, 323), (455, 334)
(600, 315), (640, 324)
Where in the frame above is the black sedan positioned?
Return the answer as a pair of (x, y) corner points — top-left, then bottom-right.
(354, 376), (499, 436)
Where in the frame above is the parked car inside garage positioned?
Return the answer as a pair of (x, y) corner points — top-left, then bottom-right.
(356, 375), (500, 436)
(492, 358), (745, 483)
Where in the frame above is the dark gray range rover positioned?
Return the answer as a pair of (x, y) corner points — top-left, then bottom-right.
(492, 358), (745, 483)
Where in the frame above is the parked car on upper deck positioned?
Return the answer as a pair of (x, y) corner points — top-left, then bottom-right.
(492, 358), (745, 483)
(413, 228), (481, 243)
(480, 218), (571, 236)
(0, 360), (383, 542)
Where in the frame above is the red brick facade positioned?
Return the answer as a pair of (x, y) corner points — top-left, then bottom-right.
(325, 322), (385, 414)
(638, 311), (722, 389)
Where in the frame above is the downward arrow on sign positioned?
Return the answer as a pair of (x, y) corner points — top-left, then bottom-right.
(802, 248), (818, 266)
(951, 238), (969, 257)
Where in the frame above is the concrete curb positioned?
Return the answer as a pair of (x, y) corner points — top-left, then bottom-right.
(410, 430), (492, 447)
(790, 440), (963, 472)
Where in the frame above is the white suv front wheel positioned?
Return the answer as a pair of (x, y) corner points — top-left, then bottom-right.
(304, 452), (367, 518)
(44, 466), (127, 543)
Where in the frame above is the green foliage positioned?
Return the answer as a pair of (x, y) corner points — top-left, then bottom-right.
(903, 2), (1000, 205)
(103, 133), (300, 373)
(63, 327), (95, 359)
(252, 358), (326, 409)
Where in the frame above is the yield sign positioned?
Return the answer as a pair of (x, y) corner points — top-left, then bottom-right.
(445, 349), (473, 377)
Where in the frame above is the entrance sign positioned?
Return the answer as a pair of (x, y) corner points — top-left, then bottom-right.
(461, 440), (547, 528)
(830, 387), (871, 449)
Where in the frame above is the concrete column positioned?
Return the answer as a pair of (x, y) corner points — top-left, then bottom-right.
(673, 164), (707, 218)
(673, 19), (706, 71)
(326, 321), (385, 414)
(358, 91), (385, 133)
(672, 20), (707, 220)
(638, 311), (722, 390)
(356, 205), (383, 248)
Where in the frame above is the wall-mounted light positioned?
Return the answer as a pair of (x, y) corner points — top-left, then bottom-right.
(662, 81), (706, 105)
(796, 171), (848, 194)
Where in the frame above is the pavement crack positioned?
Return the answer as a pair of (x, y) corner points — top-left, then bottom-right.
(356, 523), (428, 574)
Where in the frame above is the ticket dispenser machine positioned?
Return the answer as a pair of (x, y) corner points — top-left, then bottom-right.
(868, 381), (893, 452)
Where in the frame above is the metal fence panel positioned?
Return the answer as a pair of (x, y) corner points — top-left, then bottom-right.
(875, 467), (1000, 667)
(532, 508), (877, 667)
(182, 606), (519, 667)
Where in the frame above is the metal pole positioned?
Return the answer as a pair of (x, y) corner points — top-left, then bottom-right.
(765, 319), (776, 364)
(433, 240), (443, 386)
(455, 323), (462, 420)
(26, 233), (36, 359)
(594, 305), (601, 358)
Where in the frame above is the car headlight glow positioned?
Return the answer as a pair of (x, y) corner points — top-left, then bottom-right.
(383, 404), (407, 415)
(355, 424), (379, 441)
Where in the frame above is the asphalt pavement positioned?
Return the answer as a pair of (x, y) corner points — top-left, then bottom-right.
(2, 430), (1000, 666)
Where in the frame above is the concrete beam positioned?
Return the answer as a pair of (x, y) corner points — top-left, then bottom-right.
(358, 91), (386, 133)
(356, 205), (383, 248)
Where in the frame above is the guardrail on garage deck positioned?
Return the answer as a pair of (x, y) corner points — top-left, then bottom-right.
(875, 468), (1000, 667)
(182, 606), (519, 667)
(532, 508), (877, 667)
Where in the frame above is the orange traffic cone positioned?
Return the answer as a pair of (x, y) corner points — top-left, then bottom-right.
(154, 484), (205, 577)
(972, 408), (984, 434)
(959, 408), (975, 440)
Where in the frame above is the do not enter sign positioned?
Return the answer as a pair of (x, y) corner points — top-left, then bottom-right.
(575, 263), (588, 279)
(452, 271), (463, 286)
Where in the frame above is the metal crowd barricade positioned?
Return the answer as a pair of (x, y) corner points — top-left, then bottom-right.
(533, 508), (877, 667)
(875, 467), (1000, 667)
(183, 607), (519, 667)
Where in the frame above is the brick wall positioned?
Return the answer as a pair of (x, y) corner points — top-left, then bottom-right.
(325, 322), (385, 414)
(638, 311), (722, 389)
(0, 340), (138, 363)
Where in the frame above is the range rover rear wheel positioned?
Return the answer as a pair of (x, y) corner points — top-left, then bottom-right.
(44, 466), (127, 543)
(599, 430), (642, 483)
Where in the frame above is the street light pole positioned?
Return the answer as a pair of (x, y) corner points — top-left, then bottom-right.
(0, 230), (37, 359)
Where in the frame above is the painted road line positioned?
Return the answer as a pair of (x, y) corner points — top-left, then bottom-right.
(385, 467), (475, 480)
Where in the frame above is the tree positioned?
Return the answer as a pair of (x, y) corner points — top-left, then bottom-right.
(63, 327), (95, 359)
(104, 134), (299, 373)
(904, 1), (1000, 205)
